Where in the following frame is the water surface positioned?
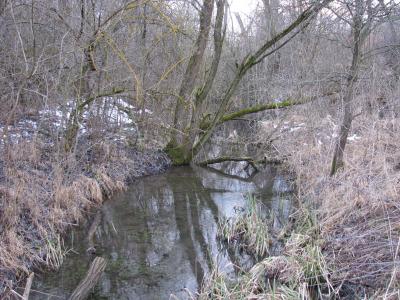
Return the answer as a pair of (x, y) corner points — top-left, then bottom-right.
(31, 165), (292, 300)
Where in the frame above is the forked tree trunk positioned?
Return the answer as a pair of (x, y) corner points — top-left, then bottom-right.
(167, 0), (332, 165)
(167, 0), (223, 165)
(170, 0), (214, 146)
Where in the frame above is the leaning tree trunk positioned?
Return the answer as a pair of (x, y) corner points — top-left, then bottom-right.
(167, 0), (332, 166)
(192, 0), (331, 158)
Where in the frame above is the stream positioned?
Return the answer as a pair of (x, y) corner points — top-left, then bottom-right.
(30, 164), (293, 300)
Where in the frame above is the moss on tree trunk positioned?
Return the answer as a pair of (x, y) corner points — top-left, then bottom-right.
(164, 142), (193, 166)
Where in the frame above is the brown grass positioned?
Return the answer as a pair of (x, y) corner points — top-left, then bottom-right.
(262, 109), (400, 297)
(0, 135), (169, 297)
(199, 109), (400, 299)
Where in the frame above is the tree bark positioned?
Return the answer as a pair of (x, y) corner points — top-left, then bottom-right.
(187, 0), (227, 147)
(167, 0), (226, 165)
(171, 0), (215, 145)
(330, 0), (368, 175)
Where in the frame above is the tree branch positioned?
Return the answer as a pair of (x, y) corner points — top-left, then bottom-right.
(220, 99), (300, 123)
(191, 0), (333, 156)
(197, 156), (282, 169)
(199, 90), (337, 130)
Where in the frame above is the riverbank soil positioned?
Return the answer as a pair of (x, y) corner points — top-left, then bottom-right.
(0, 133), (170, 298)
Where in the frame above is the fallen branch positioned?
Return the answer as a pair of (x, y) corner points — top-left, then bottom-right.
(197, 156), (283, 169)
(198, 156), (257, 166)
(22, 273), (34, 300)
(69, 257), (107, 300)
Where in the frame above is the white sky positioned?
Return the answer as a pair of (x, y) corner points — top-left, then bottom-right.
(230, 0), (259, 16)
(229, 0), (259, 30)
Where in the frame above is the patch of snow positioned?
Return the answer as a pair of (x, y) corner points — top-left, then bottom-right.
(137, 109), (153, 115)
(0, 97), (146, 145)
(289, 127), (301, 132)
(348, 134), (361, 142)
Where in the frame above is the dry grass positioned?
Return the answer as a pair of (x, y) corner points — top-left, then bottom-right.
(200, 100), (400, 298)
(262, 107), (400, 297)
(0, 135), (169, 297)
(202, 205), (332, 300)
(218, 195), (272, 258)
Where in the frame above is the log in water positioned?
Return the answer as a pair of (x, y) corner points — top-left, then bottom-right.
(69, 257), (107, 300)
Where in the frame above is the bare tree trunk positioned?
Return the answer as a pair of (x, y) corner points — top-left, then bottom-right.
(187, 0), (227, 147)
(171, 0), (214, 145)
(379, 0), (400, 82)
(330, 0), (367, 175)
(262, 0), (280, 74)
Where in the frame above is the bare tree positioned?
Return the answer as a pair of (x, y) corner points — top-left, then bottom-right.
(330, 0), (387, 175)
(167, 0), (333, 165)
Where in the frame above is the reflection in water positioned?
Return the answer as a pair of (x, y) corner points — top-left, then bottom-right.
(31, 166), (292, 300)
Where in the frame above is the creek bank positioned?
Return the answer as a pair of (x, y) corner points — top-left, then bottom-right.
(197, 111), (400, 298)
(232, 111), (400, 298)
(0, 120), (170, 298)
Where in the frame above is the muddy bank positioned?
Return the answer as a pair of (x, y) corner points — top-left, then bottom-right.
(0, 136), (170, 298)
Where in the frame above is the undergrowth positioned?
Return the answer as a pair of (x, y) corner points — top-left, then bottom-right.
(262, 111), (400, 298)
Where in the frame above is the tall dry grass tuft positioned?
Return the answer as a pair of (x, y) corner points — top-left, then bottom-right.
(202, 202), (333, 299)
(260, 105), (400, 296)
(218, 195), (271, 258)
